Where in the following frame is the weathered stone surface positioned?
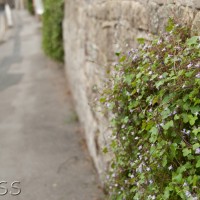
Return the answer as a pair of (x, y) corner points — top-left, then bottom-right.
(177, 0), (200, 9)
(192, 11), (200, 35)
(107, 1), (121, 20)
(194, 0), (200, 9)
(178, 6), (195, 23)
(148, 1), (160, 33)
(152, 0), (175, 5)
(130, 1), (149, 30)
(63, 0), (199, 178)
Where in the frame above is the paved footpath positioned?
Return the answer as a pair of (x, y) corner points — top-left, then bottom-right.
(0, 10), (104, 200)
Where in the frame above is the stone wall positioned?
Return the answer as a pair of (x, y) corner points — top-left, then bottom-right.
(63, 0), (200, 178)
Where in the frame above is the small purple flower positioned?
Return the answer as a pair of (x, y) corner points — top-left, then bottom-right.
(173, 110), (177, 115)
(183, 182), (187, 187)
(195, 63), (200, 68)
(146, 167), (150, 171)
(157, 39), (162, 45)
(132, 55), (138, 61)
(149, 179), (153, 184)
(174, 46), (181, 50)
(194, 112), (199, 116)
(185, 191), (191, 198)
(130, 109), (134, 113)
(187, 63), (193, 69)
(149, 71), (153, 75)
(130, 174), (134, 179)
(143, 44), (148, 50)
(149, 108), (152, 112)
(195, 148), (200, 155)
(196, 73), (200, 78)
(168, 165), (173, 170)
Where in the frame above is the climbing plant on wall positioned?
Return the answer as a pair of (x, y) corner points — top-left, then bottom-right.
(42, 0), (64, 62)
(100, 19), (200, 200)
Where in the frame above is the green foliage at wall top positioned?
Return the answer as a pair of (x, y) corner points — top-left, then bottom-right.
(42, 0), (64, 62)
(100, 19), (200, 200)
(26, 0), (34, 15)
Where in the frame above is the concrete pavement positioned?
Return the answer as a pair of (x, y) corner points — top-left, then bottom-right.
(0, 10), (104, 200)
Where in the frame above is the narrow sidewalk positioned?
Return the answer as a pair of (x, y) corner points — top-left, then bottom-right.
(0, 10), (103, 200)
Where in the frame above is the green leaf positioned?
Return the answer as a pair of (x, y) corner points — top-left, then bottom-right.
(163, 187), (170, 199)
(174, 114), (180, 120)
(166, 18), (175, 32)
(193, 175), (198, 186)
(196, 159), (200, 168)
(161, 108), (171, 119)
(186, 36), (199, 46)
(115, 52), (121, 57)
(103, 147), (108, 154)
(192, 127), (200, 136)
(162, 155), (168, 167)
(120, 55), (126, 63)
(163, 120), (174, 130)
(188, 115), (198, 125)
(124, 74), (133, 85)
(137, 38), (145, 44)
(170, 143), (178, 158)
(123, 116), (129, 123)
(181, 113), (189, 123)
(149, 127), (158, 143)
(99, 97), (106, 103)
(172, 173), (182, 183)
(155, 80), (165, 89)
(192, 143), (200, 150)
(182, 148), (191, 157)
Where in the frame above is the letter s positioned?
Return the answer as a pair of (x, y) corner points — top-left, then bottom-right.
(10, 181), (21, 196)
(0, 181), (8, 196)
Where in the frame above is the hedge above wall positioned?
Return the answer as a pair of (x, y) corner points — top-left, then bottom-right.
(42, 0), (64, 62)
(100, 19), (200, 200)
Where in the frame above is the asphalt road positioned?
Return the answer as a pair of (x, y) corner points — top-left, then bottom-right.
(0, 10), (103, 200)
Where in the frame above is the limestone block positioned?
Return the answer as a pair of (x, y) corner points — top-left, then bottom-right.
(152, 0), (175, 5)
(121, 1), (133, 20)
(178, 6), (195, 23)
(176, 0), (200, 9)
(107, 1), (121, 20)
(194, 0), (200, 9)
(148, 1), (160, 33)
(133, 0), (149, 5)
(93, 3), (109, 20)
(192, 11), (200, 35)
(130, 1), (149, 30)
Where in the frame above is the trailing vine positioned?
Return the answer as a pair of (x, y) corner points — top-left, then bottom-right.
(100, 19), (200, 200)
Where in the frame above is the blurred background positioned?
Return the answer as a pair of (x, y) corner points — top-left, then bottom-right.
(0, 0), (199, 199)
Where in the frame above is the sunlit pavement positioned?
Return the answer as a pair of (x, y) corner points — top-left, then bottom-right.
(0, 10), (103, 200)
